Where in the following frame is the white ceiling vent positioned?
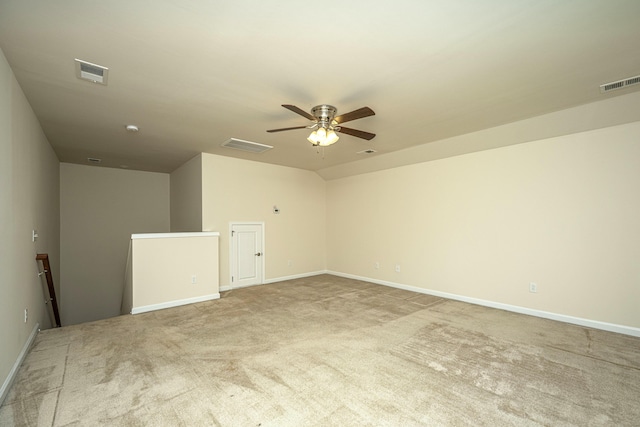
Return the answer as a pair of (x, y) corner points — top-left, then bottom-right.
(75, 59), (109, 85)
(600, 75), (640, 93)
(221, 138), (273, 153)
(357, 149), (377, 154)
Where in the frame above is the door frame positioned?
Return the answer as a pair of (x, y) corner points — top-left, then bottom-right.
(229, 221), (265, 289)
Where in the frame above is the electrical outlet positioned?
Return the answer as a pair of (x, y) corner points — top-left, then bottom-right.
(287, 260), (292, 267)
(32, 230), (38, 242)
(191, 275), (197, 284)
(24, 309), (28, 323)
(395, 264), (401, 273)
(374, 262), (380, 269)
(529, 282), (537, 293)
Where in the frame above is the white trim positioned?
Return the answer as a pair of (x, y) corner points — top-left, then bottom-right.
(225, 281), (268, 290)
(220, 271), (327, 292)
(263, 270), (327, 284)
(131, 293), (220, 314)
(1, 323), (39, 406)
(327, 271), (640, 338)
(131, 232), (220, 240)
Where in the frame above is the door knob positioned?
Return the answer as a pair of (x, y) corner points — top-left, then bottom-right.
(255, 252), (262, 256)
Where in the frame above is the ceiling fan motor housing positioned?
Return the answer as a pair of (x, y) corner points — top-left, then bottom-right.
(312, 105), (338, 128)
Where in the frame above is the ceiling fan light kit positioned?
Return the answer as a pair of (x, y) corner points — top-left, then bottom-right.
(267, 104), (376, 147)
(308, 127), (339, 146)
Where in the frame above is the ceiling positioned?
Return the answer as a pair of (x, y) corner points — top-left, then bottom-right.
(1, 0), (639, 177)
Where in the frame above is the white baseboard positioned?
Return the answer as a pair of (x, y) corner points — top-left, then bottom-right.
(0, 323), (39, 406)
(220, 271), (328, 292)
(327, 271), (640, 338)
(263, 270), (327, 285)
(131, 293), (220, 314)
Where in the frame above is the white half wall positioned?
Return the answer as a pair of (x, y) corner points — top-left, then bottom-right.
(60, 163), (170, 325)
(327, 121), (640, 329)
(130, 232), (219, 313)
(201, 154), (326, 288)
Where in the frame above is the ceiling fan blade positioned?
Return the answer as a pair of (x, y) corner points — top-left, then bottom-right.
(334, 107), (375, 124)
(336, 126), (376, 140)
(266, 126), (309, 133)
(282, 104), (315, 121)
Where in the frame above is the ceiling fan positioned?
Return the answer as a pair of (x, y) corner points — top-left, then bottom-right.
(267, 104), (375, 146)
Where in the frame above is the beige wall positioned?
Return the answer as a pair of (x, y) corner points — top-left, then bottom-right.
(131, 233), (219, 311)
(170, 154), (203, 232)
(60, 163), (170, 325)
(318, 91), (640, 180)
(0, 49), (60, 402)
(201, 153), (326, 287)
(327, 121), (640, 329)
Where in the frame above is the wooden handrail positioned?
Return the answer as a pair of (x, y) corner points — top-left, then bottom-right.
(36, 254), (61, 327)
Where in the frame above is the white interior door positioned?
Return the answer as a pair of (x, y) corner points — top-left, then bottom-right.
(230, 223), (264, 288)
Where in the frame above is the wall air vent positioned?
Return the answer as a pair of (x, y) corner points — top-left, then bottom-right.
(75, 59), (109, 85)
(87, 157), (102, 164)
(357, 149), (377, 154)
(221, 138), (273, 153)
(600, 75), (640, 93)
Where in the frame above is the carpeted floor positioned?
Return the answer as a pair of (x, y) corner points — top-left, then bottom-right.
(2, 274), (639, 426)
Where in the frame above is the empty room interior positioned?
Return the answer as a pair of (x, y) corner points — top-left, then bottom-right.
(1, 1), (639, 425)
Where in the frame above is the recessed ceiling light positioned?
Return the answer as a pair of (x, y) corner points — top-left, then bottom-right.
(125, 125), (139, 132)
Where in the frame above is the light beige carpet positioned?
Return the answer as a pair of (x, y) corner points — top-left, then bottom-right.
(2, 274), (639, 426)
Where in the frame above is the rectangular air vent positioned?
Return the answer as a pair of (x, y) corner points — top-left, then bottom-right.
(600, 75), (640, 93)
(75, 59), (109, 85)
(87, 157), (102, 164)
(221, 138), (273, 153)
(357, 149), (377, 154)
